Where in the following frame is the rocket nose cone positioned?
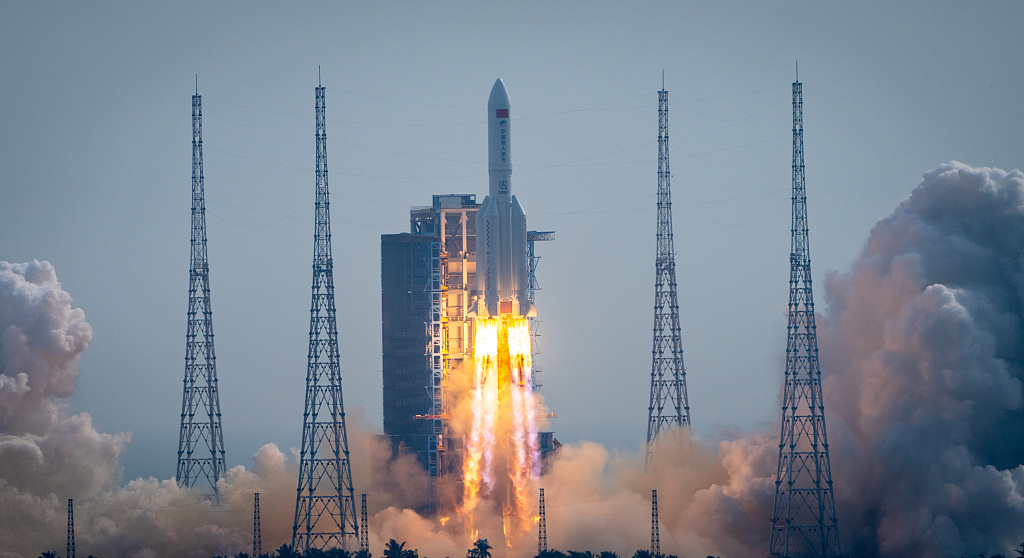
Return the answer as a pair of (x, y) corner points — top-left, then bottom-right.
(488, 78), (510, 109)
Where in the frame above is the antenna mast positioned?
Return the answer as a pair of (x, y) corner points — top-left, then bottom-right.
(177, 86), (227, 499)
(293, 81), (359, 552)
(769, 71), (842, 558)
(647, 78), (691, 457)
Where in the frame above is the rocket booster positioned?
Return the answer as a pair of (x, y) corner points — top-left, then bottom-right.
(475, 79), (532, 318)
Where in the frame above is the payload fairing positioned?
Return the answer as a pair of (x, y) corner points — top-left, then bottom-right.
(473, 78), (534, 318)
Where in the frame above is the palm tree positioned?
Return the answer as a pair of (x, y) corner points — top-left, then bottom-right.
(275, 544), (299, 558)
(471, 539), (492, 558)
(384, 539), (407, 558)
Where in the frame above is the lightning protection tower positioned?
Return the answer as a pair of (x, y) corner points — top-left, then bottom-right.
(647, 77), (690, 456)
(253, 493), (262, 557)
(538, 487), (547, 554)
(67, 498), (75, 558)
(293, 79), (359, 552)
(177, 85), (227, 499)
(769, 69), (842, 558)
(651, 489), (660, 558)
(360, 494), (369, 552)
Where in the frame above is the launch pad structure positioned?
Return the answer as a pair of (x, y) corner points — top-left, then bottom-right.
(382, 80), (558, 517)
(382, 195), (557, 514)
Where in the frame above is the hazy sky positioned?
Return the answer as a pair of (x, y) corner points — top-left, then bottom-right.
(2, 1), (1021, 484)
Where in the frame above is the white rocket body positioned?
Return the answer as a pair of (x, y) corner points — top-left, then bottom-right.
(474, 79), (532, 318)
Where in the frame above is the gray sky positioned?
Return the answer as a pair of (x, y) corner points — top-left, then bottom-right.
(2, 1), (1021, 483)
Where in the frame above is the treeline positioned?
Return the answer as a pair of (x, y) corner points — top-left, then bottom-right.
(36, 539), (689, 558)
(36, 540), (1024, 558)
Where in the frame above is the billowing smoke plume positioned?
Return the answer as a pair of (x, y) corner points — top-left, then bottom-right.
(646, 162), (1024, 558)
(6, 162), (1024, 558)
(0, 260), (128, 554)
(0, 259), (444, 557)
(819, 162), (1024, 557)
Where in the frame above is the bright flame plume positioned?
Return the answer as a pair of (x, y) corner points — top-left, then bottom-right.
(461, 316), (540, 538)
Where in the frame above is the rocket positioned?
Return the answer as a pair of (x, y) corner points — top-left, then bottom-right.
(473, 79), (534, 318)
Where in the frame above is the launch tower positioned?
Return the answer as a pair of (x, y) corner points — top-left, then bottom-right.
(382, 194), (479, 513)
(293, 81), (359, 551)
(177, 86), (227, 498)
(647, 80), (690, 452)
(769, 71), (842, 558)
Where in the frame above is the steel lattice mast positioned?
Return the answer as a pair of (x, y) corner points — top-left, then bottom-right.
(538, 487), (548, 554)
(67, 499), (75, 558)
(769, 69), (841, 558)
(177, 87), (226, 498)
(647, 80), (690, 450)
(651, 489), (660, 557)
(253, 493), (262, 557)
(293, 80), (359, 552)
(360, 494), (369, 552)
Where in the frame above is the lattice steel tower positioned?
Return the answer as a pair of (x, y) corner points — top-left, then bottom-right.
(253, 492), (262, 557)
(538, 487), (547, 554)
(769, 70), (841, 558)
(647, 78), (690, 450)
(292, 80), (359, 552)
(360, 494), (369, 552)
(177, 86), (226, 498)
(67, 499), (75, 558)
(651, 489), (660, 557)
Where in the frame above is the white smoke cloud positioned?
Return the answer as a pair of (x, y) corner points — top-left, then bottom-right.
(0, 260), (94, 434)
(818, 162), (1024, 558)
(0, 260), (131, 556)
(0, 259), (437, 557)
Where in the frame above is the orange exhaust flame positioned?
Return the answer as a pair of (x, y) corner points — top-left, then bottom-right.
(461, 315), (541, 540)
